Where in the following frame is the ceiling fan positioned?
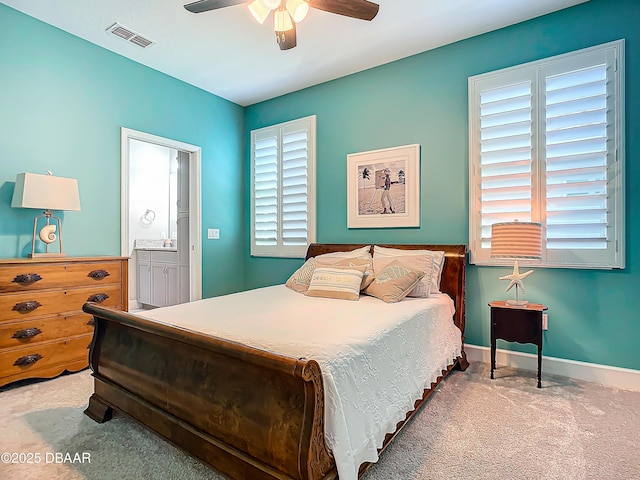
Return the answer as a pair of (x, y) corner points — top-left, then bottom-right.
(184, 0), (380, 50)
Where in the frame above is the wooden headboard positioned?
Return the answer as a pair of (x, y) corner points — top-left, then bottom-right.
(306, 243), (467, 337)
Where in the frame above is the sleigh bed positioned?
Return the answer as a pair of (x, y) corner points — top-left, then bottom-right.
(83, 243), (468, 480)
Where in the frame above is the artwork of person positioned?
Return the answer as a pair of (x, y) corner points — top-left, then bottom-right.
(380, 168), (395, 214)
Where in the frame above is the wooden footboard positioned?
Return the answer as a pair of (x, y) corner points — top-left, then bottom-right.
(83, 303), (336, 480)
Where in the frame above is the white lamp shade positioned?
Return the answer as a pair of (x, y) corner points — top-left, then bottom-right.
(274, 9), (293, 32)
(491, 221), (542, 259)
(12, 172), (81, 211)
(248, 0), (270, 24)
(286, 0), (309, 22)
(261, 0), (281, 10)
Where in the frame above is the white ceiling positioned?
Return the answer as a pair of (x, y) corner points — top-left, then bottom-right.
(3, 0), (588, 106)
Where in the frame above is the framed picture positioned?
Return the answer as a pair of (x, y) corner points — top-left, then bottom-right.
(347, 144), (420, 228)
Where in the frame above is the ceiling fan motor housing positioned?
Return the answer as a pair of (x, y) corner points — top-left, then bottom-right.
(184, 0), (380, 50)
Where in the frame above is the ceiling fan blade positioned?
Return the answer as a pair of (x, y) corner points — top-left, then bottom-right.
(184, 0), (246, 14)
(276, 22), (297, 50)
(308, 0), (379, 21)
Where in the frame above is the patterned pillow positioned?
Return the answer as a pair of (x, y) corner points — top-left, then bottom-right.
(363, 260), (425, 303)
(373, 246), (438, 297)
(285, 258), (317, 293)
(304, 264), (367, 301)
(318, 254), (374, 290)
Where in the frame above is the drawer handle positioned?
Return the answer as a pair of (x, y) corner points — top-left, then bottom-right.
(14, 353), (43, 366)
(12, 327), (43, 339)
(12, 300), (42, 313)
(12, 273), (43, 286)
(88, 269), (110, 280)
(87, 293), (109, 303)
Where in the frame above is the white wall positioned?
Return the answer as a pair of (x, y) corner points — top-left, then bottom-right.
(127, 140), (177, 309)
(128, 139), (174, 253)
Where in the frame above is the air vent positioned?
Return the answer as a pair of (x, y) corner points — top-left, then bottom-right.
(106, 23), (156, 49)
(130, 35), (154, 48)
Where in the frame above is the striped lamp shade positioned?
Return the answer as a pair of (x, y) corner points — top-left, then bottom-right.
(491, 221), (542, 259)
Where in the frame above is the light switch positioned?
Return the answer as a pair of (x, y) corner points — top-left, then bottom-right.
(207, 228), (220, 240)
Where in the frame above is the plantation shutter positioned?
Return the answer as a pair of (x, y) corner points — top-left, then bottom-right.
(541, 48), (621, 267)
(253, 132), (279, 247)
(469, 41), (624, 268)
(478, 80), (535, 250)
(251, 116), (316, 258)
(282, 125), (310, 246)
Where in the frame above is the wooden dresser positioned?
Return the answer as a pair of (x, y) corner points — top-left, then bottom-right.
(0, 257), (128, 388)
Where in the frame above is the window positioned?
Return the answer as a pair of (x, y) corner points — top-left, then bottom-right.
(469, 40), (625, 269)
(251, 115), (316, 258)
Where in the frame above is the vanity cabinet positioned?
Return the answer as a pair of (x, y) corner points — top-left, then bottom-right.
(136, 250), (180, 308)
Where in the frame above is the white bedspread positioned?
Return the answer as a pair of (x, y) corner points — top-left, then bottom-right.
(138, 285), (462, 480)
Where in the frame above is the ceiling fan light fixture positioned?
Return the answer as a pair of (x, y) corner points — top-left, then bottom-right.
(274, 9), (293, 32)
(286, 0), (309, 23)
(261, 0), (281, 10)
(248, 0), (271, 24)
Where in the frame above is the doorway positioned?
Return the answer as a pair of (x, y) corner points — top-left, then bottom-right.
(120, 128), (202, 310)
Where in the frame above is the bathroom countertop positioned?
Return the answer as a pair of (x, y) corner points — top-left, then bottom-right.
(134, 239), (177, 252)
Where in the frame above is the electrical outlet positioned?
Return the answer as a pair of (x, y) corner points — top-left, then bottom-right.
(207, 228), (220, 240)
(542, 313), (549, 330)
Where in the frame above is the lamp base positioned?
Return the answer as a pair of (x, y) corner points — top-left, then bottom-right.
(31, 211), (66, 258)
(506, 299), (529, 306)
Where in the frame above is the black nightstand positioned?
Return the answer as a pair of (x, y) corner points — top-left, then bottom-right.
(489, 301), (548, 388)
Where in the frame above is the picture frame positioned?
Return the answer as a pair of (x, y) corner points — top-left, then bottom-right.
(347, 144), (420, 228)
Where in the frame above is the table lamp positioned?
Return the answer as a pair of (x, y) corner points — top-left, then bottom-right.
(491, 220), (542, 305)
(11, 171), (81, 258)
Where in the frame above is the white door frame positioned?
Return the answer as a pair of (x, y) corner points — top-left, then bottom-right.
(120, 127), (202, 304)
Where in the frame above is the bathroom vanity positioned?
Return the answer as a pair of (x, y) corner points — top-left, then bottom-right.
(136, 248), (187, 308)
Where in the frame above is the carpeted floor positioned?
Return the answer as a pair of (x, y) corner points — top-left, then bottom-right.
(1, 362), (638, 480)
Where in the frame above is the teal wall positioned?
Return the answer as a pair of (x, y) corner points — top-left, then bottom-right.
(2, 0), (638, 372)
(245, 0), (640, 371)
(0, 4), (246, 297)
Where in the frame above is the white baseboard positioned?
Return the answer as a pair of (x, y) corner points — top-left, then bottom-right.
(465, 344), (640, 392)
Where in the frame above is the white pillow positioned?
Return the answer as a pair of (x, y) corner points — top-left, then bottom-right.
(372, 246), (439, 297)
(430, 250), (446, 293)
(314, 245), (371, 261)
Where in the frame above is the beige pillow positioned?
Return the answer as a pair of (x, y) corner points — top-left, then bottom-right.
(285, 258), (317, 293)
(305, 264), (367, 301)
(373, 246), (438, 297)
(286, 248), (373, 294)
(318, 254), (374, 290)
(363, 260), (425, 303)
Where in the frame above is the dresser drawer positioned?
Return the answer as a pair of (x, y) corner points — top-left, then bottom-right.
(0, 284), (123, 322)
(0, 313), (95, 349)
(0, 335), (92, 386)
(0, 260), (122, 293)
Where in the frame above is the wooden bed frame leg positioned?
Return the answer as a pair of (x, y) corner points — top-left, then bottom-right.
(84, 394), (114, 423)
(455, 350), (470, 372)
